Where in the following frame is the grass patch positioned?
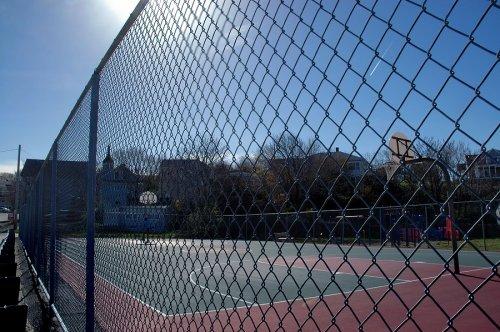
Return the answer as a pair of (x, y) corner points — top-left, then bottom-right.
(429, 238), (500, 252)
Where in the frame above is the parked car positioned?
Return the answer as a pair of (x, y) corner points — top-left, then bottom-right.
(0, 207), (11, 213)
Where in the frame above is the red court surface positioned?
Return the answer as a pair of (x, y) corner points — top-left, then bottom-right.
(58, 253), (500, 331)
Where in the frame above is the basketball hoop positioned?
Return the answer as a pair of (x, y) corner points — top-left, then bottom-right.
(384, 132), (417, 180)
(138, 191), (157, 245)
(139, 191), (158, 205)
(389, 132), (416, 163)
(384, 131), (459, 273)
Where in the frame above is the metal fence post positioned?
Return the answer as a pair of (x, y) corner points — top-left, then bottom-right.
(30, 197), (34, 255)
(36, 175), (43, 273)
(49, 143), (58, 304)
(14, 144), (21, 230)
(86, 72), (99, 332)
(27, 199), (31, 254)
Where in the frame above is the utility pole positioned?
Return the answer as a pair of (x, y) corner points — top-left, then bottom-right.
(14, 144), (21, 230)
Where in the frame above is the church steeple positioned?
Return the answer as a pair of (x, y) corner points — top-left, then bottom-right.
(103, 145), (114, 165)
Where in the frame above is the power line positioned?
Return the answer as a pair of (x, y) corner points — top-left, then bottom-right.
(20, 148), (31, 158)
(0, 147), (33, 159)
(0, 148), (18, 153)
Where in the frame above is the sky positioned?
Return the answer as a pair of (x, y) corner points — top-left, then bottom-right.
(91, 0), (498, 168)
(0, 0), (498, 174)
(0, 0), (138, 172)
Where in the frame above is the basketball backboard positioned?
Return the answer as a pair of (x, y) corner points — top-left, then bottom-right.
(384, 132), (416, 180)
(389, 132), (415, 163)
(139, 191), (158, 205)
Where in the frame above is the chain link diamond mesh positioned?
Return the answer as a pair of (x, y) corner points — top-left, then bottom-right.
(52, 88), (92, 331)
(20, 0), (499, 331)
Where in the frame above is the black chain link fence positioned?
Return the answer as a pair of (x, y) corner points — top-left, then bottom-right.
(20, 0), (499, 330)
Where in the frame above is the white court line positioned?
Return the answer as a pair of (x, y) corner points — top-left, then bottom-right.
(260, 255), (496, 283)
(256, 258), (414, 282)
(59, 251), (254, 318)
(300, 255), (485, 268)
(182, 265), (493, 318)
(57, 251), (169, 319)
(144, 238), (485, 269)
(189, 264), (253, 305)
(127, 238), (253, 254)
(56, 249), (494, 321)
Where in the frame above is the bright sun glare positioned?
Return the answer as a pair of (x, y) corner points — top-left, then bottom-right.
(105, 0), (138, 20)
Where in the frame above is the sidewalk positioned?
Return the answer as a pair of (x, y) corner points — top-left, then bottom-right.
(15, 235), (62, 331)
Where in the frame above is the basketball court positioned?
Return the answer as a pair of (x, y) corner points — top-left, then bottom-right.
(55, 238), (500, 331)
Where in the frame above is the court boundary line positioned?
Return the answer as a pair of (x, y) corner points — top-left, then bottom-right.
(189, 264), (253, 305)
(160, 239), (481, 286)
(58, 251), (170, 319)
(124, 237), (497, 271)
(122, 238), (254, 255)
(58, 250), (492, 322)
(208, 266), (490, 313)
(172, 265), (492, 319)
(256, 258), (415, 282)
(257, 255), (494, 282)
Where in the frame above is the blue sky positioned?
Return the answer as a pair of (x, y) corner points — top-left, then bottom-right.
(92, 0), (498, 167)
(1, 0), (498, 173)
(0, 0), (137, 172)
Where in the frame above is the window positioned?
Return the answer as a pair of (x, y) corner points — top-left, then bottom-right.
(490, 165), (500, 178)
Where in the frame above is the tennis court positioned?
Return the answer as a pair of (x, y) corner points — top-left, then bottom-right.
(55, 238), (499, 331)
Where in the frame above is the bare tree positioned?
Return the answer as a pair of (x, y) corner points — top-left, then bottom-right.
(0, 173), (15, 209)
(416, 138), (471, 178)
(256, 133), (322, 210)
(179, 134), (228, 165)
(396, 138), (473, 203)
(111, 147), (160, 175)
(261, 132), (320, 162)
(364, 148), (392, 169)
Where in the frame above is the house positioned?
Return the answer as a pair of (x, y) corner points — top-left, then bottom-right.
(99, 146), (141, 209)
(20, 158), (87, 213)
(100, 152), (212, 231)
(269, 147), (369, 181)
(315, 148), (369, 179)
(99, 146), (169, 232)
(19, 159), (44, 205)
(458, 149), (500, 180)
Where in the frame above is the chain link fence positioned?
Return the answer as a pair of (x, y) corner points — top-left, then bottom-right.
(20, 0), (499, 330)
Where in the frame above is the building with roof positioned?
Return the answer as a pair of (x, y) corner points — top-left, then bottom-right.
(20, 158), (87, 213)
(315, 148), (369, 179)
(19, 159), (44, 204)
(99, 146), (142, 209)
(269, 147), (369, 180)
(99, 146), (168, 232)
(458, 149), (500, 180)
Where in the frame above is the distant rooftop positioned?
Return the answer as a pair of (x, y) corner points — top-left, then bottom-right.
(20, 159), (44, 178)
(21, 159), (87, 179)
